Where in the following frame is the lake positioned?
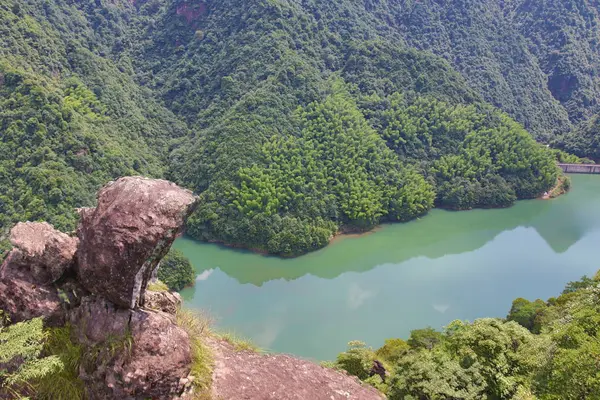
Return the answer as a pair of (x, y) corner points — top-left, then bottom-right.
(175, 174), (600, 361)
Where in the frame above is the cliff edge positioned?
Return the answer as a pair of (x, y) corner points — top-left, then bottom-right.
(0, 176), (382, 400)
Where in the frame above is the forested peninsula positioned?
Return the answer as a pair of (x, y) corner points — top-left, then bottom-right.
(1, 0), (599, 256)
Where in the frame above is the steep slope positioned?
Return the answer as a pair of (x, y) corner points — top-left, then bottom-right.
(372, 0), (573, 141)
(0, 0), (186, 233)
(130, 0), (559, 256)
(509, 0), (600, 125)
(0, 0), (586, 257)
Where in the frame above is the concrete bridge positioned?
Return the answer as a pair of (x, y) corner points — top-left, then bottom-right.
(558, 163), (600, 174)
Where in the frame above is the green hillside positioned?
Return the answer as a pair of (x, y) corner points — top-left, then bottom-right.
(1, 0), (598, 256)
(0, 0), (187, 235)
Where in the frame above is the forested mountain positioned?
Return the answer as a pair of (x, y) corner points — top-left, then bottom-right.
(0, 0), (598, 256)
(0, 0), (187, 235)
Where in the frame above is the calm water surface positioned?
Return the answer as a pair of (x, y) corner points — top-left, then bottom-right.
(175, 174), (600, 360)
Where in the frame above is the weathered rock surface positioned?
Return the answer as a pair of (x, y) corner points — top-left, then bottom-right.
(0, 222), (79, 325)
(208, 338), (384, 400)
(3, 221), (78, 284)
(72, 296), (192, 400)
(76, 176), (197, 309)
(145, 290), (182, 315)
(0, 269), (64, 326)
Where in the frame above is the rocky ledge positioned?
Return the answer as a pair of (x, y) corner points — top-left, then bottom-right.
(208, 337), (383, 400)
(0, 177), (198, 399)
(0, 176), (384, 400)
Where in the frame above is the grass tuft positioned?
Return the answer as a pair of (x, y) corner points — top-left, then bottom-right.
(33, 326), (85, 400)
(147, 280), (169, 292)
(176, 309), (214, 399)
(217, 331), (261, 353)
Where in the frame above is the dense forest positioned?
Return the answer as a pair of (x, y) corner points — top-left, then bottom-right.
(0, 0), (598, 256)
(332, 272), (600, 399)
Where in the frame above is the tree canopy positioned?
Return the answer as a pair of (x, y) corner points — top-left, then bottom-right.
(0, 0), (593, 256)
(335, 273), (600, 399)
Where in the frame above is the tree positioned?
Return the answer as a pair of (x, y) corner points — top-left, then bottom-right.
(156, 249), (195, 291)
(407, 327), (443, 350)
(507, 298), (547, 333)
(334, 341), (376, 381)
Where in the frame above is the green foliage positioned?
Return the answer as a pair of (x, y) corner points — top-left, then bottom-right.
(0, 0), (185, 231)
(388, 348), (487, 400)
(375, 338), (409, 365)
(176, 309), (213, 397)
(334, 341), (376, 381)
(341, 271), (600, 399)
(0, 318), (61, 397)
(532, 285), (600, 399)
(186, 84), (436, 256)
(507, 298), (548, 333)
(157, 249), (195, 291)
(562, 275), (596, 295)
(432, 114), (559, 209)
(407, 327), (443, 350)
(551, 149), (594, 165)
(147, 280), (169, 292)
(0, 0), (581, 257)
(31, 326), (84, 400)
(217, 331), (261, 353)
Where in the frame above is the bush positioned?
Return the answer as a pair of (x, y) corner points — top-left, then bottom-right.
(157, 249), (195, 291)
(334, 341), (376, 380)
(375, 338), (409, 364)
(0, 318), (62, 397)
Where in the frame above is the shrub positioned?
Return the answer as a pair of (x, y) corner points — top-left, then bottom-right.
(334, 341), (375, 380)
(157, 249), (195, 291)
(375, 338), (409, 364)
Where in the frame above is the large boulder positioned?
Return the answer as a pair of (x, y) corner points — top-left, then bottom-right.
(3, 221), (78, 284)
(0, 271), (64, 326)
(76, 177), (197, 309)
(72, 297), (192, 400)
(0, 222), (79, 325)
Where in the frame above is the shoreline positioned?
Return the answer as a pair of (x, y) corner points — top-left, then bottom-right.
(328, 226), (383, 244)
(539, 175), (570, 200)
(182, 180), (571, 258)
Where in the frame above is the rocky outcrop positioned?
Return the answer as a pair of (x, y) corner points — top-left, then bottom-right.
(2, 221), (78, 284)
(0, 222), (79, 325)
(71, 297), (192, 400)
(0, 177), (198, 400)
(208, 338), (384, 400)
(0, 271), (64, 326)
(145, 290), (183, 315)
(76, 176), (197, 309)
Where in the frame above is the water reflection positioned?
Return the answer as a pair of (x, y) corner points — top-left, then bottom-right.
(177, 175), (598, 286)
(176, 175), (600, 360)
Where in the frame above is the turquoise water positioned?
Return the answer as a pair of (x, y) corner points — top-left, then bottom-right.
(175, 174), (600, 360)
